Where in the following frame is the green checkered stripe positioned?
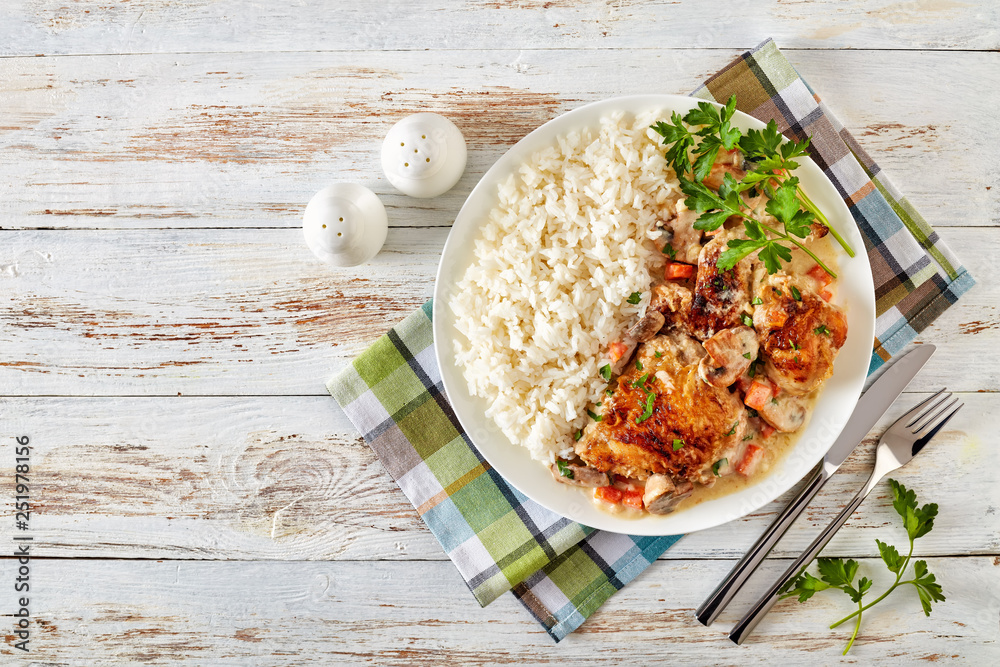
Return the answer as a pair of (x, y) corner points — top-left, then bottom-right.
(328, 302), (681, 640)
(693, 38), (975, 372)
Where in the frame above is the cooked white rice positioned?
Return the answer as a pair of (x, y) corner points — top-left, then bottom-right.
(449, 109), (682, 462)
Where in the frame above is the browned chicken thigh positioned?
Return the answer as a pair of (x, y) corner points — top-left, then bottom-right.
(753, 273), (848, 396)
(575, 331), (749, 487)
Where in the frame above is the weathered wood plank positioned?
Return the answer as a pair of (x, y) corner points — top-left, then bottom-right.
(1, 0), (997, 56)
(1, 558), (995, 663)
(0, 392), (994, 561)
(0, 227), (992, 395)
(0, 49), (995, 230)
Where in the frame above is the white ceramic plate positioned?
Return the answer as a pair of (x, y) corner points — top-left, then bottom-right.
(433, 95), (875, 536)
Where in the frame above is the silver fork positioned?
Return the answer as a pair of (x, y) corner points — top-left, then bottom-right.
(729, 389), (964, 645)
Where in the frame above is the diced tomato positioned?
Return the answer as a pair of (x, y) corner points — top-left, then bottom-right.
(595, 486), (624, 504)
(608, 341), (629, 362)
(736, 444), (765, 476)
(664, 261), (695, 281)
(622, 489), (645, 510)
(820, 288), (834, 303)
(760, 422), (776, 439)
(807, 264), (834, 287)
(744, 379), (773, 411)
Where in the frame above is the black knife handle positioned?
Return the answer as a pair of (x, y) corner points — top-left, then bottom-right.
(695, 463), (828, 626)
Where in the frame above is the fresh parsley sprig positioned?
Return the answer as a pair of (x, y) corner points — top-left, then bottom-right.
(740, 121), (855, 258)
(780, 479), (944, 655)
(651, 96), (740, 182)
(679, 173), (836, 276)
(651, 96), (854, 276)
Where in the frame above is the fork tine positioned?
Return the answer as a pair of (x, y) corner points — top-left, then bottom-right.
(914, 396), (959, 436)
(903, 389), (948, 428)
(910, 393), (958, 434)
(912, 401), (964, 455)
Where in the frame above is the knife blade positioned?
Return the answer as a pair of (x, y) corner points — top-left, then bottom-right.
(695, 343), (935, 626)
(819, 343), (935, 474)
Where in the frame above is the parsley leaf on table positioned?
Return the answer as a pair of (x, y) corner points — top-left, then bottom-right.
(779, 480), (944, 655)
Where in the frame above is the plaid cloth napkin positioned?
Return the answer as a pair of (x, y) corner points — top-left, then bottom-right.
(327, 39), (974, 641)
(329, 302), (682, 641)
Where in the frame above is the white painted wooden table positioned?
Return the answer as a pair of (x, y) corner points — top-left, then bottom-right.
(1, 2), (998, 664)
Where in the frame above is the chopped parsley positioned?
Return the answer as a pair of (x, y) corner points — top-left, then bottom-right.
(606, 388), (615, 396)
(632, 373), (649, 388)
(771, 397), (779, 405)
(672, 438), (685, 451)
(662, 243), (677, 259)
(574, 430), (583, 441)
(631, 370), (658, 425)
(742, 352), (752, 360)
(791, 341), (800, 351)
(627, 292), (642, 305)
(556, 460), (574, 479)
(599, 364), (612, 381)
(741, 313), (754, 328)
(773, 287), (783, 296)
(752, 296), (763, 305)
(742, 434), (754, 441)
(635, 392), (656, 424)
(725, 421), (738, 436)
(790, 285), (802, 301)
(587, 409), (602, 422)
(712, 458), (729, 477)
(654, 350), (663, 358)
(636, 359), (643, 371)
(814, 324), (831, 336)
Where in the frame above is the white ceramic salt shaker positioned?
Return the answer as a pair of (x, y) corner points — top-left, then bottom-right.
(302, 182), (388, 267)
(381, 113), (466, 198)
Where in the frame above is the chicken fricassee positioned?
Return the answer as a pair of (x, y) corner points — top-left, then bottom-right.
(551, 160), (848, 517)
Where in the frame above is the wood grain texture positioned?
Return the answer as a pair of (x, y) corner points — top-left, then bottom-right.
(1, 0), (998, 56)
(0, 392), (994, 561)
(0, 227), (993, 395)
(1, 558), (996, 664)
(0, 49), (996, 231)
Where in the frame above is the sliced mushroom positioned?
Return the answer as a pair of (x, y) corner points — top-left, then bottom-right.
(626, 310), (665, 343)
(698, 325), (759, 388)
(757, 393), (809, 433)
(642, 474), (695, 515)
(549, 462), (610, 488)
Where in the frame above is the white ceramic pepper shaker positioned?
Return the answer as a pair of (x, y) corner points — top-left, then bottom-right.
(381, 113), (466, 198)
(302, 182), (388, 267)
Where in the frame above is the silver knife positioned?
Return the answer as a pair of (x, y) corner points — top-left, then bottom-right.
(695, 344), (936, 626)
